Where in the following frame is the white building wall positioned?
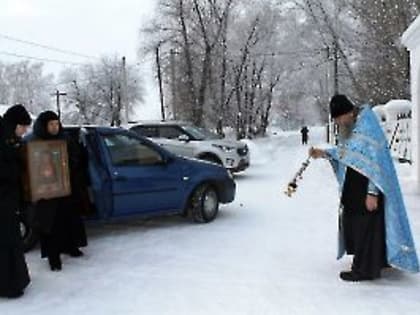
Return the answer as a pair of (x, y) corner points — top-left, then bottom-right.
(413, 50), (420, 186)
(402, 15), (420, 189)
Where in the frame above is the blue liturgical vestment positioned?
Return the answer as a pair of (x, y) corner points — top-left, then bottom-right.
(326, 105), (419, 273)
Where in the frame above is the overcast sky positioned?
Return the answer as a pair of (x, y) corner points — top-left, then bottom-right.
(0, 0), (160, 118)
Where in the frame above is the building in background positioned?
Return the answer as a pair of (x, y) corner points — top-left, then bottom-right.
(402, 15), (420, 189)
(374, 100), (412, 162)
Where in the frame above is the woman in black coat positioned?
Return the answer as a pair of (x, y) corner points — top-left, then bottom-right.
(30, 111), (88, 271)
(0, 105), (32, 298)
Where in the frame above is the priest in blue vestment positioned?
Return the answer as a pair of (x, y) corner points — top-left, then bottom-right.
(310, 94), (419, 281)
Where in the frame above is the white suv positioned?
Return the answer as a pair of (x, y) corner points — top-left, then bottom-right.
(129, 122), (250, 172)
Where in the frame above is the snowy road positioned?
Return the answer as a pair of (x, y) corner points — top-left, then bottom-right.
(2, 129), (420, 314)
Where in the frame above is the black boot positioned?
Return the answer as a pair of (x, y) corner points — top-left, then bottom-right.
(65, 248), (84, 257)
(1, 290), (24, 299)
(48, 255), (62, 271)
(339, 271), (373, 282)
(6, 290), (24, 298)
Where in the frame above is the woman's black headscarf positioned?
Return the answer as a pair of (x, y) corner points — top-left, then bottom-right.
(33, 111), (64, 140)
(0, 104), (32, 144)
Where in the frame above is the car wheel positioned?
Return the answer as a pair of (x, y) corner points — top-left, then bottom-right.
(18, 205), (39, 252)
(190, 184), (219, 223)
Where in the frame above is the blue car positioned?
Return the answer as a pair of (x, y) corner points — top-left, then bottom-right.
(20, 126), (236, 251)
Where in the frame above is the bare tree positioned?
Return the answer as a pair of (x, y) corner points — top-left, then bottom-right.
(346, 0), (420, 104)
(0, 61), (54, 114)
(141, 0), (420, 135)
(294, 0), (420, 104)
(59, 56), (144, 125)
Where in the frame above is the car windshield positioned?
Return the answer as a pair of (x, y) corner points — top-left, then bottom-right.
(181, 125), (222, 140)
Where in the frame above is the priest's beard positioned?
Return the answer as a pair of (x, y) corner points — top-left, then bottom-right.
(338, 121), (355, 141)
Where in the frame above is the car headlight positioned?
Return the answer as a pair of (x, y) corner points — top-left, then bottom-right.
(212, 144), (235, 152)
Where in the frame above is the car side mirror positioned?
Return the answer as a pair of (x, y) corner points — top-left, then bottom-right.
(178, 134), (190, 142)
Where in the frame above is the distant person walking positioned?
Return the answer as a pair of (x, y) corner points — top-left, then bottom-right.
(300, 126), (309, 145)
(0, 104), (32, 298)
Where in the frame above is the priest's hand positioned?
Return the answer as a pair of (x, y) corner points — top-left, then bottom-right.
(309, 147), (325, 159)
(365, 194), (379, 212)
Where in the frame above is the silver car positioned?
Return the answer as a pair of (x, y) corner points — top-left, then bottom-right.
(129, 122), (250, 172)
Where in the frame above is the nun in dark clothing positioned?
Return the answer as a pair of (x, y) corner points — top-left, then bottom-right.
(28, 111), (87, 271)
(0, 104), (31, 298)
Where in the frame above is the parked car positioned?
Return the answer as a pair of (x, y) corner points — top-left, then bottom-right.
(19, 126), (236, 251)
(129, 121), (250, 173)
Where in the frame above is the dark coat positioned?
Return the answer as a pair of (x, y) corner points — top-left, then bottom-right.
(341, 167), (387, 278)
(29, 114), (87, 257)
(0, 117), (30, 296)
(300, 126), (309, 144)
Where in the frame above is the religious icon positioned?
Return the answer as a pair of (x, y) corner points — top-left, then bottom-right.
(23, 140), (71, 202)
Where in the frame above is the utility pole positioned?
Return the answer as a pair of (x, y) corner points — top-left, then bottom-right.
(169, 49), (177, 120)
(333, 2), (339, 96)
(51, 90), (67, 119)
(110, 72), (116, 126)
(324, 46), (332, 143)
(156, 45), (165, 121)
(121, 56), (128, 124)
(324, 46), (330, 98)
(324, 42), (339, 144)
(332, 40), (339, 145)
(333, 40), (339, 95)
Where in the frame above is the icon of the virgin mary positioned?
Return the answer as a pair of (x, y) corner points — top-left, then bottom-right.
(37, 150), (58, 185)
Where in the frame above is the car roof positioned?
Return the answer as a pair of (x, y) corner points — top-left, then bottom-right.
(63, 125), (127, 135)
(128, 120), (192, 127)
(64, 124), (122, 130)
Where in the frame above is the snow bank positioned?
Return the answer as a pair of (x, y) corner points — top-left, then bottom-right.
(383, 99), (411, 121)
(372, 105), (387, 123)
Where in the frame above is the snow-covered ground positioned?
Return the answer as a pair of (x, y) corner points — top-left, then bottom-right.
(2, 127), (420, 314)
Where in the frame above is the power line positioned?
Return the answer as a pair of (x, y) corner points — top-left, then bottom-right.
(159, 47), (325, 59)
(0, 50), (86, 66)
(250, 48), (325, 57)
(0, 33), (99, 60)
(286, 57), (332, 74)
